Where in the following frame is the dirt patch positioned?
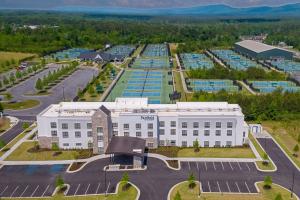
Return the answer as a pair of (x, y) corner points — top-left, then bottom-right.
(69, 162), (85, 171)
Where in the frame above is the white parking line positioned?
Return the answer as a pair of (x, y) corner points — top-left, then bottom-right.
(226, 181), (231, 193)
(245, 182), (251, 193)
(204, 162), (208, 171)
(213, 162), (216, 170)
(42, 185), (50, 197)
(196, 162), (199, 170)
(10, 186), (19, 197)
(207, 181), (211, 192)
(237, 162), (242, 170)
(221, 162), (225, 170)
(96, 183), (101, 194)
(188, 162), (191, 170)
(85, 184), (90, 195)
(31, 185), (39, 197)
(217, 181), (221, 192)
(74, 184), (81, 196)
(245, 163), (251, 172)
(20, 185), (29, 197)
(229, 162), (233, 170)
(235, 182), (241, 193)
(0, 185), (8, 196)
(106, 182), (110, 194)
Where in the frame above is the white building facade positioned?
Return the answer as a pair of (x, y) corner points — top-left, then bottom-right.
(37, 98), (249, 154)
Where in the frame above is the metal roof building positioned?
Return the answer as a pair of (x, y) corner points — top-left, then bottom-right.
(234, 40), (294, 60)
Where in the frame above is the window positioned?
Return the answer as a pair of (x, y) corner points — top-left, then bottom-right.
(243, 131), (246, 137)
(170, 140), (176, 146)
(204, 141), (209, 147)
(88, 142), (93, 148)
(215, 141), (221, 147)
(87, 123), (92, 129)
(216, 122), (222, 128)
(193, 130), (199, 136)
(170, 129), (176, 135)
(159, 140), (165, 146)
(193, 122), (199, 128)
(51, 130), (57, 137)
(62, 123), (68, 129)
(98, 147), (104, 153)
(97, 127), (103, 134)
(204, 130), (210, 136)
(182, 141), (187, 147)
(148, 131), (153, 137)
(136, 123), (141, 130)
(97, 135), (103, 141)
(76, 143), (82, 147)
(124, 132), (129, 137)
(170, 121), (176, 127)
(124, 124), (129, 130)
(226, 141), (232, 147)
(215, 130), (221, 136)
(75, 131), (81, 138)
(227, 122), (233, 128)
(159, 129), (165, 135)
(182, 122), (187, 128)
(227, 130), (232, 136)
(63, 143), (69, 147)
(74, 123), (81, 129)
(87, 131), (93, 137)
(148, 142), (154, 148)
(62, 132), (69, 138)
(182, 130), (187, 136)
(112, 123), (118, 128)
(148, 123), (153, 129)
(50, 122), (57, 128)
(113, 131), (118, 136)
(204, 122), (210, 128)
(159, 121), (165, 127)
(136, 132), (141, 137)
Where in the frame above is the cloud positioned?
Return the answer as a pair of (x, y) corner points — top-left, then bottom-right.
(1, 0), (300, 9)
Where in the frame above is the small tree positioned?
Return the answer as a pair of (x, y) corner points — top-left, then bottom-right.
(188, 173), (196, 189)
(0, 80), (2, 88)
(121, 172), (130, 191)
(88, 85), (95, 95)
(16, 71), (22, 79)
(55, 175), (64, 189)
(52, 143), (59, 151)
(263, 176), (272, 189)
(193, 139), (200, 152)
(9, 73), (16, 84)
(293, 144), (299, 157)
(35, 78), (43, 90)
(174, 191), (182, 200)
(0, 102), (3, 114)
(262, 153), (269, 165)
(275, 193), (283, 200)
(22, 122), (30, 131)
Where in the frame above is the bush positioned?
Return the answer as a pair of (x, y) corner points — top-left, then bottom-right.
(174, 191), (182, 200)
(0, 139), (6, 149)
(188, 173), (196, 189)
(263, 176), (272, 189)
(275, 193), (283, 200)
(52, 143), (59, 151)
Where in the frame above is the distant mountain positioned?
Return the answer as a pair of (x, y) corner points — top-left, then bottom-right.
(53, 3), (300, 17)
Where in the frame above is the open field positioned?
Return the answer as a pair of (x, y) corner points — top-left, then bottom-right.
(0, 51), (36, 73)
(150, 146), (255, 158)
(2, 99), (40, 110)
(2, 182), (138, 200)
(5, 141), (92, 161)
(170, 182), (297, 200)
(262, 120), (300, 168)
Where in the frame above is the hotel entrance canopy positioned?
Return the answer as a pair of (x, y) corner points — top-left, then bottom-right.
(105, 136), (146, 156)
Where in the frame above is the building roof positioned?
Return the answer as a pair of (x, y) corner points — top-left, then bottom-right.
(38, 98), (243, 118)
(78, 51), (124, 61)
(105, 136), (145, 156)
(235, 40), (292, 54)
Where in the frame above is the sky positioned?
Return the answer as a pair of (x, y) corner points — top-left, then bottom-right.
(1, 0), (300, 9)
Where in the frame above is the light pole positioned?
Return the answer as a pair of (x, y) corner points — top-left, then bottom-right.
(198, 166), (201, 196)
(291, 170), (295, 198)
(104, 167), (107, 197)
(62, 86), (65, 101)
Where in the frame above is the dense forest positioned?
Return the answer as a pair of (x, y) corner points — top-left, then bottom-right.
(0, 11), (300, 55)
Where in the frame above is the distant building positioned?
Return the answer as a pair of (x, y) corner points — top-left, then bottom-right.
(234, 40), (294, 60)
(78, 52), (124, 63)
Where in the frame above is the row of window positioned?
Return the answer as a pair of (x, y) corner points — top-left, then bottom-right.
(159, 140), (232, 147)
(55, 131), (93, 138)
(51, 122), (92, 130)
(178, 129), (233, 137)
(62, 142), (93, 148)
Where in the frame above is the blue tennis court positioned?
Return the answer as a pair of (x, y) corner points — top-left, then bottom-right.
(105, 45), (136, 57)
(180, 53), (214, 69)
(248, 80), (300, 93)
(270, 60), (300, 73)
(188, 79), (239, 92)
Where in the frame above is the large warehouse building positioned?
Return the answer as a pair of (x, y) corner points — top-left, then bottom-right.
(37, 98), (249, 155)
(234, 40), (294, 60)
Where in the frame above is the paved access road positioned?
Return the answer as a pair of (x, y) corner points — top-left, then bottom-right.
(0, 121), (32, 145)
(0, 137), (299, 199)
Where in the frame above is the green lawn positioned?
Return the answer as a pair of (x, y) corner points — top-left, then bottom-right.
(150, 146), (255, 158)
(2, 182), (137, 200)
(0, 117), (11, 133)
(170, 182), (297, 200)
(2, 99), (40, 110)
(173, 71), (193, 101)
(262, 120), (300, 168)
(0, 51), (36, 73)
(5, 141), (92, 161)
(248, 134), (275, 170)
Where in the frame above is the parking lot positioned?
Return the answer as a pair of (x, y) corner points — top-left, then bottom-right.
(200, 179), (257, 193)
(66, 181), (116, 196)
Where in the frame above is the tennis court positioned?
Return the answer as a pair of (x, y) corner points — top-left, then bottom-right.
(248, 80), (300, 93)
(130, 57), (171, 69)
(180, 53), (214, 69)
(142, 44), (169, 57)
(270, 60), (300, 73)
(105, 45), (136, 57)
(211, 49), (259, 70)
(106, 70), (173, 104)
(45, 48), (91, 61)
(188, 79), (239, 92)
